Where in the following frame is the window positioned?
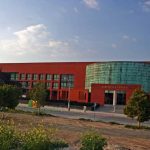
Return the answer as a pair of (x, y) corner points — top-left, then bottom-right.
(46, 74), (52, 80)
(61, 74), (74, 88)
(16, 73), (19, 80)
(20, 73), (25, 80)
(61, 75), (68, 81)
(10, 73), (18, 80)
(27, 74), (31, 80)
(54, 74), (59, 80)
(53, 82), (58, 89)
(33, 74), (38, 80)
(11, 73), (15, 80)
(68, 75), (74, 81)
(61, 82), (67, 88)
(46, 82), (51, 88)
(40, 74), (44, 80)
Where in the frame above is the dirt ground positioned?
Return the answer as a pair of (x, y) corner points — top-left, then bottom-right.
(1, 112), (150, 150)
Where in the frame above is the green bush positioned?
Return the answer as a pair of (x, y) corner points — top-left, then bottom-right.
(20, 125), (68, 150)
(80, 131), (107, 150)
(0, 84), (21, 110)
(0, 121), (68, 150)
(0, 121), (20, 150)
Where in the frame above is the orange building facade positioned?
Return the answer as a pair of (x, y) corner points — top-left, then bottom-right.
(0, 62), (149, 105)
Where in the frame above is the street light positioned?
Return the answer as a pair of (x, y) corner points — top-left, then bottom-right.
(113, 90), (116, 112)
(93, 102), (96, 121)
(67, 79), (70, 111)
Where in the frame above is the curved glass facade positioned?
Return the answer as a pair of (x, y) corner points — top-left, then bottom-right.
(85, 62), (150, 92)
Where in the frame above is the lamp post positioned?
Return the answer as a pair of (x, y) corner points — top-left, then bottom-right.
(93, 103), (96, 121)
(113, 90), (117, 112)
(68, 79), (70, 111)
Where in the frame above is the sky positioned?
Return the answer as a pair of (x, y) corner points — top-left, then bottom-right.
(0, 0), (150, 62)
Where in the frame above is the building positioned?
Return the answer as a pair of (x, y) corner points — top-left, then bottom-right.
(0, 61), (149, 106)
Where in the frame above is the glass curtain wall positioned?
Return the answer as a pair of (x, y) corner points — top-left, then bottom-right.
(85, 62), (150, 93)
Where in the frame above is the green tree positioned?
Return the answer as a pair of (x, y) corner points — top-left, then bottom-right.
(124, 89), (150, 128)
(0, 84), (21, 110)
(28, 83), (47, 115)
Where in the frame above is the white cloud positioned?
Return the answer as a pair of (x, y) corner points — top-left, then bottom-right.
(0, 24), (103, 62)
(122, 35), (129, 40)
(0, 24), (73, 62)
(48, 40), (69, 48)
(122, 35), (137, 42)
(141, 0), (150, 12)
(83, 0), (99, 9)
(111, 44), (117, 48)
(14, 24), (48, 50)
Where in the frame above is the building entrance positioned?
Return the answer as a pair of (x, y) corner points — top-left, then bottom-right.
(117, 91), (126, 105)
(104, 90), (113, 104)
(104, 90), (126, 105)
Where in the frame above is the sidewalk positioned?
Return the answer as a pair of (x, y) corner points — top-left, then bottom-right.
(18, 103), (126, 118)
(17, 103), (150, 126)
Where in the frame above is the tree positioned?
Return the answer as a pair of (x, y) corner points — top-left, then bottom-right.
(124, 89), (150, 128)
(28, 82), (47, 115)
(0, 84), (21, 110)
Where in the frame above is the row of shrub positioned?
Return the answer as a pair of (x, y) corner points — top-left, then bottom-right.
(0, 120), (107, 150)
(0, 121), (68, 150)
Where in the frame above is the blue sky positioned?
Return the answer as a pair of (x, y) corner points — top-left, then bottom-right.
(0, 0), (150, 62)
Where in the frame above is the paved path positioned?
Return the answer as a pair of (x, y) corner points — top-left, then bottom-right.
(16, 103), (150, 126)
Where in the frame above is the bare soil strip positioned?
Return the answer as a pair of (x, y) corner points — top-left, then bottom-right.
(1, 112), (150, 150)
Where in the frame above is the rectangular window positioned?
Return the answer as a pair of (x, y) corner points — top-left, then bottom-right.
(68, 75), (74, 81)
(61, 82), (67, 88)
(61, 74), (74, 88)
(16, 73), (19, 80)
(61, 75), (68, 81)
(46, 82), (51, 88)
(46, 74), (52, 80)
(54, 74), (59, 80)
(40, 74), (44, 80)
(10, 73), (19, 80)
(11, 73), (15, 80)
(10, 73), (16, 80)
(33, 74), (38, 80)
(27, 74), (31, 80)
(53, 82), (58, 89)
(20, 73), (25, 80)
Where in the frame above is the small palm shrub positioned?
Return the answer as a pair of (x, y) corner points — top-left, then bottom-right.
(80, 131), (107, 150)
